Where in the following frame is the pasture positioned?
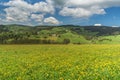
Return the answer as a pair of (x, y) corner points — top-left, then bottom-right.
(0, 45), (120, 80)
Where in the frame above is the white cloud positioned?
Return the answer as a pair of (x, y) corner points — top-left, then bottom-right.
(4, 0), (33, 12)
(58, 0), (120, 18)
(59, 7), (105, 18)
(31, 14), (44, 22)
(94, 24), (102, 26)
(44, 17), (60, 25)
(33, 1), (54, 14)
(2, 0), (56, 25)
(4, 7), (30, 22)
(112, 26), (119, 27)
(4, 0), (54, 14)
(65, 0), (120, 8)
(49, 0), (67, 8)
(1, 0), (120, 25)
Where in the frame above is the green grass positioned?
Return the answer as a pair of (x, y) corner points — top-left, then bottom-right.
(1, 45), (120, 80)
(60, 32), (89, 44)
(94, 35), (120, 44)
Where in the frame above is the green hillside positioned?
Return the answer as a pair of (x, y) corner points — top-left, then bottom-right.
(93, 35), (120, 44)
(0, 25), (89, 44)
(0, 24), (120, 44)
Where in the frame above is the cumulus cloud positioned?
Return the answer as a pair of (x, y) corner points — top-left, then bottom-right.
(44, 17), (60, 25)
(33, 1), (54, 14)
(46, 0), (67, 8)
(59, 7), (105, 18)
(57, 0), (120, 18)
(4, 7), (30, 22)
(4, 0), (54, 14)
(1, 0), (120, 25)
(31, 14), (44, 22)
(2, 0), (56, 25)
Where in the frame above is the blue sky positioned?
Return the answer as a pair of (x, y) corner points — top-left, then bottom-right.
(0, 0), (120, 26)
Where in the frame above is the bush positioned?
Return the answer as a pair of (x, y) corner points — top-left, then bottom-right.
(63, 38), (70, 44)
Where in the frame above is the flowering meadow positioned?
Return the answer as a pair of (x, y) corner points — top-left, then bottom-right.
(0, 45), (120, 80)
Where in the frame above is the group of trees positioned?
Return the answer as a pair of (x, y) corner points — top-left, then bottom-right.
(0, 33), (71, 44)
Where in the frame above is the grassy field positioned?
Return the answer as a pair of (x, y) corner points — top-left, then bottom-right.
(1, 45), (120, 80)
(95, 35), (120, 44)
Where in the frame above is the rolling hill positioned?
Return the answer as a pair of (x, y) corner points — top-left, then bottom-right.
(0, 24), (120, 44)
